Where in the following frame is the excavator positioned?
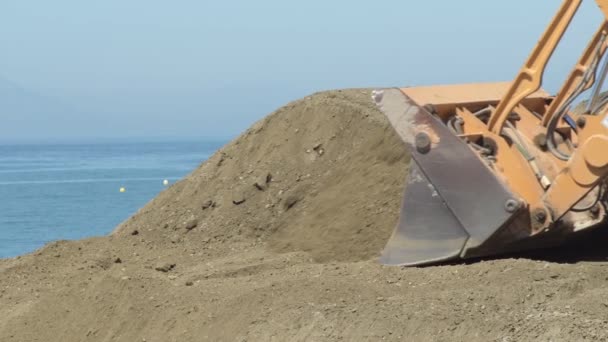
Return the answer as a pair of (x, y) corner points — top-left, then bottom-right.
(376, 0), (608, 266)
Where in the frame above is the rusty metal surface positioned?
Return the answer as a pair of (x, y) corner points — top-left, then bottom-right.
(375, 88), (520, 265)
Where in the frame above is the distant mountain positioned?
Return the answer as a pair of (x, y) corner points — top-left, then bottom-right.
(0, 77), (83, 142)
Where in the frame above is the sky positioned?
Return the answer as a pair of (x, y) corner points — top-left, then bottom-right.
(0, 0), (605, 142)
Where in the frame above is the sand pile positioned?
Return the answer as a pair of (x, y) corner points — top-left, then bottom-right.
(2, 89), (608, 342)
(111, 89), (409, 263)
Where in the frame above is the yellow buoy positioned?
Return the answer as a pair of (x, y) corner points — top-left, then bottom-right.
(119, 187), (126, 193)
(163, 179), (169, 186)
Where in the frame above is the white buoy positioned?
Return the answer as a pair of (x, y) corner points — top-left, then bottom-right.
(163, 179), (169, 186)
(119, 187), (126, 193)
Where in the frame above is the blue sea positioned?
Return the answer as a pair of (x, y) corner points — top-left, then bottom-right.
(0, 140), (226, 258)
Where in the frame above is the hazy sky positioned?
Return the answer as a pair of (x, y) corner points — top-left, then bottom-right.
(0, 1), (604, 142)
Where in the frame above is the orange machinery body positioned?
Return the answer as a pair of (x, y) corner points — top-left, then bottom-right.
(376, 0), (608, 266)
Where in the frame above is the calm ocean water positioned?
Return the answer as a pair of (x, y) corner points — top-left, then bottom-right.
(0, 140), (226, 258)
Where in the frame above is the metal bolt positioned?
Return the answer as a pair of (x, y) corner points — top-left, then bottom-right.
(534, 133), (547, 149)
(533, 209), (547, 223)
(415, 132), (432, 154)
(504, 199), (520, 213)
(577, 116), (587, 128)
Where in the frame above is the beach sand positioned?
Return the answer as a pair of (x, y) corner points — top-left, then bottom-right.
(2, 89), (608, 341)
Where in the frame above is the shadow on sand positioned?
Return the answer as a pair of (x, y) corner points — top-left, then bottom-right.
(479, 225), (608, 265)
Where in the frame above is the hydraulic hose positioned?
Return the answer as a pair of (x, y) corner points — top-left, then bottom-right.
(547, 34), (606, 161)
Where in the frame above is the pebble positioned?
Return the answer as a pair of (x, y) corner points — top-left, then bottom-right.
(283, 196), (299, 210)
(155, 263), (176, 273)
(185, 219), (198, 231)
(201, 200), (216, 210)
(232, 194), (246, 205)
(170, 234), (181, 244)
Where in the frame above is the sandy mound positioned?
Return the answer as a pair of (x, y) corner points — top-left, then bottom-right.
(111, 89), (409, 263)
(2, 89), (608, 342)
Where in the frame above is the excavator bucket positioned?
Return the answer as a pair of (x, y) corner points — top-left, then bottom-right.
(374, 83), (606, 266)
(375, 86), (523, 266)
(372, 0), (608, 267)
